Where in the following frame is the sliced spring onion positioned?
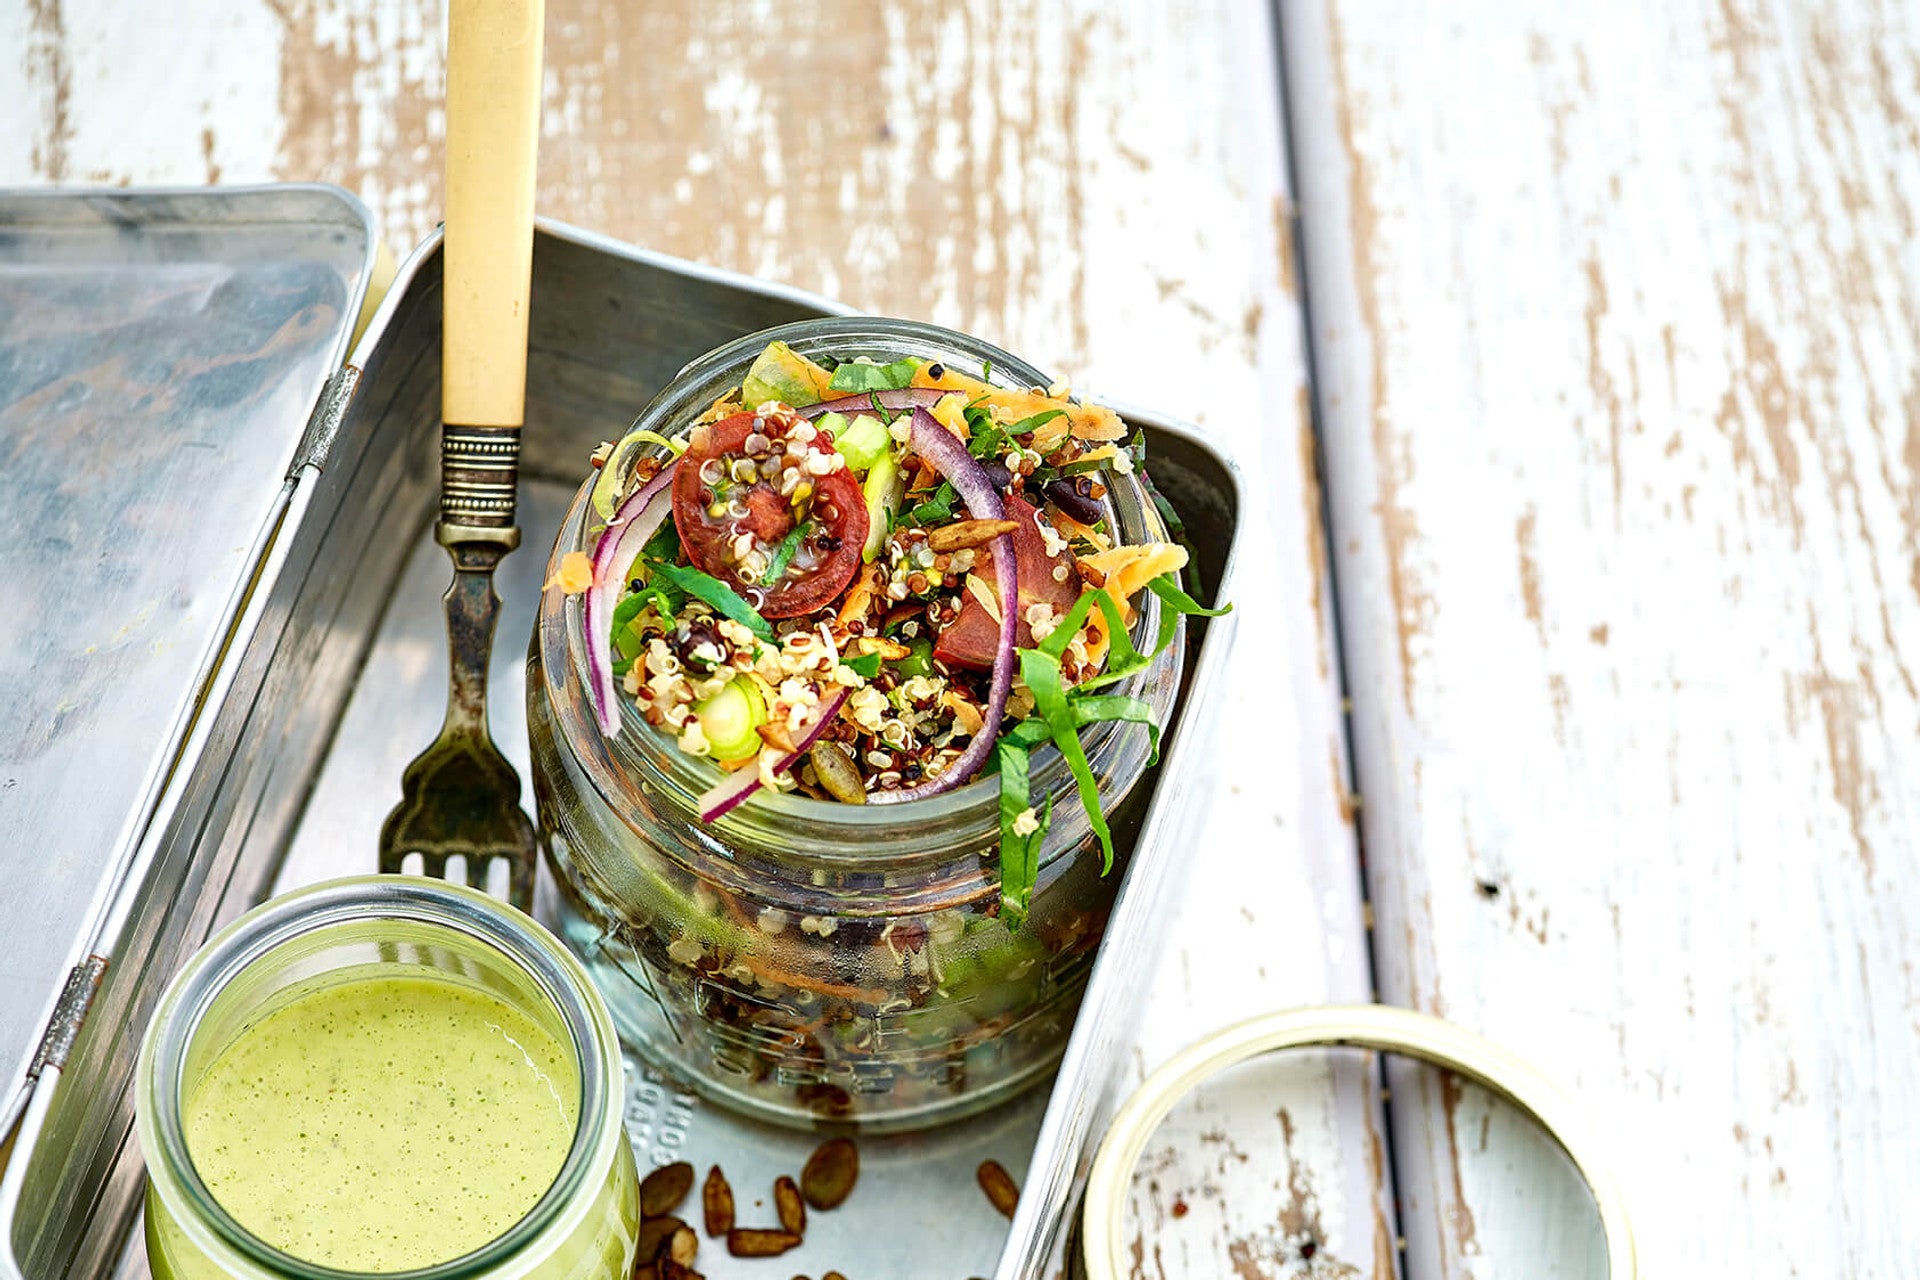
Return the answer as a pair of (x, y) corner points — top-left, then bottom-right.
(696, 676), (768, 762)
(694, 687), (851, 822)
(591, 431), (686, 519)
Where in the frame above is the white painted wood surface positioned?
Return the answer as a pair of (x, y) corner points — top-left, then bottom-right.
(2, 1), (1389, 1275)
(1282, 0), (1920, 1275)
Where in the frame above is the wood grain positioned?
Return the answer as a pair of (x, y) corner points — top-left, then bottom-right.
(1282, 0), (1920, 1274)
(1, 1), (1385, 1275)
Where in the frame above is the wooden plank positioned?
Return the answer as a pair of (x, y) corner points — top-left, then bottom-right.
(2, 1), (1388, 1273)
(1281, 0), (1920, 1274)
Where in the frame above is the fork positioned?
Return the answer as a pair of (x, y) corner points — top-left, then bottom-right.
(378, 0), (547, 910)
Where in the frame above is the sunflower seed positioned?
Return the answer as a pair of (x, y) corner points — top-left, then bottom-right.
(774, 1175), (807, 1235)
(726, 1228), (802, 1258)
(703, 1165), (735, 1236)
(976, 1159), (1020, 1218)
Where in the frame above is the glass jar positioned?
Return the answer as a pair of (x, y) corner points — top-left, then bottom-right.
(136, 876), (640, 1280)
(528, 317), (1184, 1133)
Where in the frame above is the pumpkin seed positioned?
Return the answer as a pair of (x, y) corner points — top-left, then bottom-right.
(702, 1165), (735, 1236)
(774, 1175), (807, 1235)
(810, 741), (866, 804)
(640, 1161), (695, 1218)
(800, 1138), (859, 1209)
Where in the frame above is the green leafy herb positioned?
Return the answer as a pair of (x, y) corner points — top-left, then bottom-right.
(640, 515), (682, 563)
(905, 480), (958, 527)
(994, 738), (1049, 927)
(964, 402), (1022, 462)
(990, 573), (1231, 921)
(765, 520), (812, 584)
(612, 591), (651, 628)
(644, 562), (776, 640)
(981, 358), (993, 383)
(842, 651), (883, 679)
(1021, 647), (1113, 870)
(1007, 408), (1065, 436)
(828, 357), (918, 394)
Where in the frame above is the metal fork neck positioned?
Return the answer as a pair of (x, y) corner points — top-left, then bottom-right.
(438, 531), (515, 737)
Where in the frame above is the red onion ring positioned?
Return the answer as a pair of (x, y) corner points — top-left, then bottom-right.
(870, 407), (1018, 802)
(795, 387), (947, 420)
(695, 687), (852, 822)
(583, 459), (679, 736)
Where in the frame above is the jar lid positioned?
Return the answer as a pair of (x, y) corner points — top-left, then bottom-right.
(1077, 1004), (1638, 1279)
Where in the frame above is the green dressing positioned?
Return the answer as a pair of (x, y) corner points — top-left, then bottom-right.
(183, 973), (578, 1273)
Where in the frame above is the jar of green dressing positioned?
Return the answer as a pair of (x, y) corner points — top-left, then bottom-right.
(136, 877), (640, 1280)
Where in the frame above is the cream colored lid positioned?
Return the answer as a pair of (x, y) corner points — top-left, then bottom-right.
(1080, 1004), (1637, 1279)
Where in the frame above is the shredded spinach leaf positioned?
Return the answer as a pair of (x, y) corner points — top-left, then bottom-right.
(904, 481), (958, 527)
(829, 357), (918, 394)
(764, 520), (812, 585)
(1021, 647), (1113, 871)
(995, 738), (1049, 926)
(641, 516), (682, 563)
(644, 562), (776, 640)
(991, 573), (1229, 922)
(1008, 408), (1066, 436)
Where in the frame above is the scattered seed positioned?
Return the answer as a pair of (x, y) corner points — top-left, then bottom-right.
(757, 720), (799, 753)
(800, 1138), (859, 1209)
(976, 1159), (1020, 1218)
(927, 518), (1019, 553)
(774, 1175), (807, 1235)
(727, 1229), (802, 1258)
(640, 1162), (695, 1218)
(635, 1216), (689, 1263)
(703, 1165), (735, 1237)
(656, 1259), (704, 1280)
(665, 1224), (699, 1266)
(810, 740), (867, 804)
(823, 1273), (849, 1280)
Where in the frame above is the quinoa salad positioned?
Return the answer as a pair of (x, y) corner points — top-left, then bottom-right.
(554, 338), (1224, 920)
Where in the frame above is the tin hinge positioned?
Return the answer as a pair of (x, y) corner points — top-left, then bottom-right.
(25, 957), (108, 1083)
(288, 363), (363, 477)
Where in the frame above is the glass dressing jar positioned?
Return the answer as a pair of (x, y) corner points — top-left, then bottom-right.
(136, 877), (640, 1280)
(528, 318), (1183, 1133)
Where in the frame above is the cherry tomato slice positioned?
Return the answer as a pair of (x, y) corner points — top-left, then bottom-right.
(934, 495), (1084, 671)
(672, 412), (870, 619)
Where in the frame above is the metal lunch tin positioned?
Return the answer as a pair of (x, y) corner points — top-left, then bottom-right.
(0, 187), (1243, 1280)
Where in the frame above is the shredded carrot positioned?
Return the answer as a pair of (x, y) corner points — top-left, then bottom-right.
(909, 364), (1125, 443)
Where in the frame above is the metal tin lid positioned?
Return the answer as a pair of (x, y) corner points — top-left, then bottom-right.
(0, 186), (377, 1105)
(1077, 1005), (1638, 1278)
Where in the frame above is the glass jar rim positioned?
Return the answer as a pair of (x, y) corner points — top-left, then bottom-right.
(540, 315), (1177, 860)
(136, 876), (623, 1280)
